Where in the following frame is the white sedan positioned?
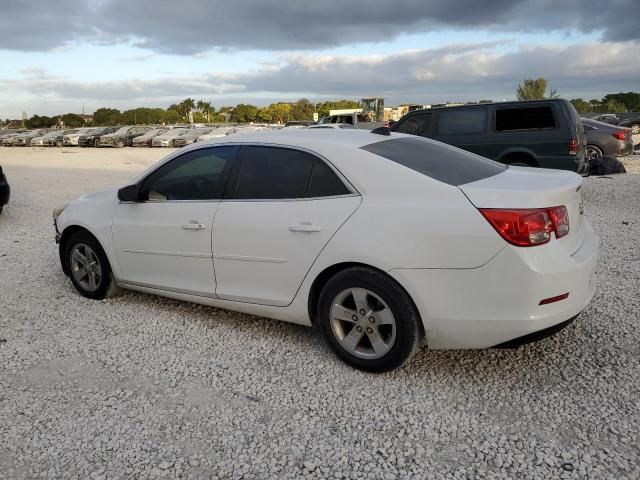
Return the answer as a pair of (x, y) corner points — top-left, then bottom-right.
(53, 130), (599, 371)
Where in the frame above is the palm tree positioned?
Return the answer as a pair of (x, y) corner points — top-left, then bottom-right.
(180, 98), (196, 116)
(196, 100), (213, 122)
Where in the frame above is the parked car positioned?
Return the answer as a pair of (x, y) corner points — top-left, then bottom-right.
(593, 114), (620, 125)
(152, 128), (189, 147)
(319, 113), (384, 130)
(78, 127), (117, 147)
(196, 126), (238, 142)
(2, 131), (29, 147)
(0, 165), (9, 215)
(14, 129), (51, 146)
(618, 117), (640, 135)
(391, 99), (588, 174)
(307, 124), (356, 130)
(49, 129), (79, 147)
(581, 118), (633, 161)
(53, 130), (598, 372)
(30, 131), (62, 146)
(131, 128), (166, 147)
(99, 126), (151, 148)
(63, 128), (96, 146)
(174, 128), (214, 147)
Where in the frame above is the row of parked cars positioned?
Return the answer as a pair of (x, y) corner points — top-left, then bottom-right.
(0, 124), (278, 149)
(2, 100), (637, 175)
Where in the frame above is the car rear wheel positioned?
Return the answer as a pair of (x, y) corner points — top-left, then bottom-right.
(317, 267), (421, 372)
(55, 140), (63, 148)
(64, 230), (118, 300)
(585, 145), (603, 162)
(116, 139), (125, 148)
(94, 139), (100, 147)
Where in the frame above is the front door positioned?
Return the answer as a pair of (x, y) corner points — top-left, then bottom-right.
(212, 145), (360, 306)
(112, 145), (237, 296)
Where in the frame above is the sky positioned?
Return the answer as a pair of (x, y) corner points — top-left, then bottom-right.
(1, 0), (639, 118)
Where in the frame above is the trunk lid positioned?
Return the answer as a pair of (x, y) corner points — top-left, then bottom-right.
(460, 166), (585, 254)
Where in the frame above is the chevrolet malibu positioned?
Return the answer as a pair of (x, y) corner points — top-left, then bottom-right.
(53, 130), (599, 372)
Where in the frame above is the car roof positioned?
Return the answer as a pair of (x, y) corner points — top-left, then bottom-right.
(196, 128), (391, 151)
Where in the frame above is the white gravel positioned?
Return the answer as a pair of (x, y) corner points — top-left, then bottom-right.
(1, 147), (639, 479)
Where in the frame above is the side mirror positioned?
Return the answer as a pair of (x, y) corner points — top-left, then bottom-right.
(117, 184), (142, 202)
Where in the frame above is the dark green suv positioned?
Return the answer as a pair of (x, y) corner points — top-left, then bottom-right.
(391, 99), (588, 174)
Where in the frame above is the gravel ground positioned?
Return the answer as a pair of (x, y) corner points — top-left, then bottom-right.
(1, 147), (639, 479)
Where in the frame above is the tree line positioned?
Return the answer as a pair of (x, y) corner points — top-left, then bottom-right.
(516, 78), (639, 114)
(18, 98), (361, 129)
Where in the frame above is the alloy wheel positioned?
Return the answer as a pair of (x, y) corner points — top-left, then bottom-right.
(70, 243), (102, 292)
(329, 288), (396, 359)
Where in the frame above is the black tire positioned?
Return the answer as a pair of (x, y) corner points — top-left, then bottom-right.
(94, 138), (100, 147)
(116, 139), (125, 148)
(317, 267), (422, 372)
(585, 145), (603, 162)
(56, 140), (63, 148)
(64, 230), (117, 300)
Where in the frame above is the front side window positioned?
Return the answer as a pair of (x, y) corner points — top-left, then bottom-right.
(495, 106), (556, 131)
(394, 113), (432, 137)
(230, 146), (349, 199)
(437, 108), (487, 135)
(141, 146), (236, 201)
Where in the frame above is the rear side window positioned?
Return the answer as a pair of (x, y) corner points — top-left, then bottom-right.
(394, 113), (432, 137)
(437, 108), (487, 135)
(495, 106), (556, 131)
(231, 146), (349, 199)
(360, 136), (506, 186)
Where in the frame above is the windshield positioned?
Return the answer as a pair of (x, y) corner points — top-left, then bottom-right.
(113, 127), (129, 135)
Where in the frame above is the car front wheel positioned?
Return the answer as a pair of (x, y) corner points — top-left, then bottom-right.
(317, 267), (422, 372)
(64, 230), (117, 300)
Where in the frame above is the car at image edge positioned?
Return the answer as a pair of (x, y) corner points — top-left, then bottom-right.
(0, 165), (10, 215)
(53, 129), (599, 372)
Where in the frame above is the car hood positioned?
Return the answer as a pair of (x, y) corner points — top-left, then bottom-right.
(78, 188), (118, 202)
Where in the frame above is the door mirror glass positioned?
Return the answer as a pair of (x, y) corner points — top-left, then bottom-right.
(117, 184), (141, 202)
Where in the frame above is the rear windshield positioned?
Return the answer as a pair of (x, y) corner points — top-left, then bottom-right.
(360, 136), (506, 186)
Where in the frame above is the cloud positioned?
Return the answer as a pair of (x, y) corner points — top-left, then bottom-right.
(0, 0), (638, 54)
(3, 41), (638, 116)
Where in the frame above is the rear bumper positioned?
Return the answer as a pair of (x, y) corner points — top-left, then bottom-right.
(390, 223), (599, 349)
(536, 155), (585, 173)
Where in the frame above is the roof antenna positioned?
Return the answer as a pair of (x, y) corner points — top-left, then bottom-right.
(370, 126), (391, 136)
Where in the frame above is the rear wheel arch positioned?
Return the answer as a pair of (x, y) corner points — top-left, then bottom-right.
(307, 262), (425, 336)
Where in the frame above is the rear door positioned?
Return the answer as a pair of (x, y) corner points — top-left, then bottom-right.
(212, 145), (361, 306)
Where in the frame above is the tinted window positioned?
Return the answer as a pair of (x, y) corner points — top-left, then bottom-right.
(233, 146), (315, 199)
(308, 160), (349, 197)
(495, 106), (556, 131)
(394, 113), (432, 137)
(437, 108), (487, 135)
(231, 146), (349, 199)
(142, 146), (236, 201)
(360, 136), (506, 186)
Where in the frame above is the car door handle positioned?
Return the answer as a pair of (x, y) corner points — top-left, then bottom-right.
(289, 222), (321, 233)
(182, 221), (206, 230)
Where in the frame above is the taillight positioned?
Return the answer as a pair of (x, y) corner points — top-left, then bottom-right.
(568, 137), (578, 155)
(612, 130), (628, 141)
(479, 206), (570, 247)
(548, 205), (569, 238)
